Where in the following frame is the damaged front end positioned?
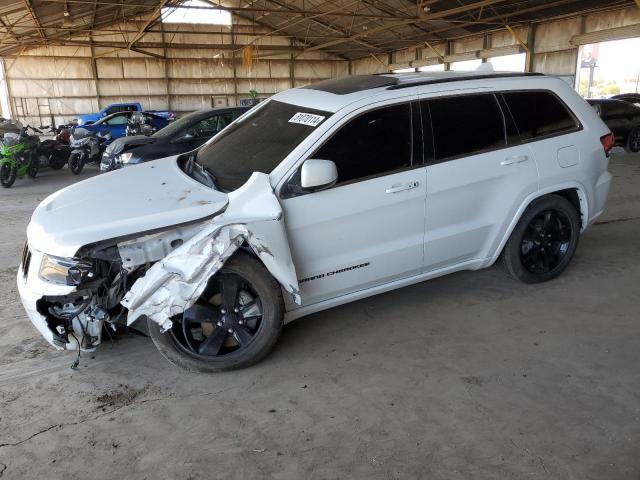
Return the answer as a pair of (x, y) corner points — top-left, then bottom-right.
(17, 173), (300, 353)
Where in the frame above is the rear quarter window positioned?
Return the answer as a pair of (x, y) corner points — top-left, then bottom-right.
(502, 91), (580, 141)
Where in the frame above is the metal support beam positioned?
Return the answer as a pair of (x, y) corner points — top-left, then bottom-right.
(444, 40), (451, 71)
(506, 24), (529, 54)
(424, 41), (444, 63)
(45, 0), (415, 20)
(304, 0), (509, 53)
(127, 0), (169, 50)
(525, 23), (536, 72)
(23, 0), (47, 41)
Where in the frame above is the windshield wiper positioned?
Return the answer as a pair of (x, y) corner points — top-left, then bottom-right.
(184, 151), (217, 189)
(185, 151), (196, 174)
(200, 165), (217, 189)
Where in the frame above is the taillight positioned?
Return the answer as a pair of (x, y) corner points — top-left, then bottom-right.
(600, 132), (614, 157)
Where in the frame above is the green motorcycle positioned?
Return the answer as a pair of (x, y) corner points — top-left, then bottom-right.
(0, 126), (42, 188)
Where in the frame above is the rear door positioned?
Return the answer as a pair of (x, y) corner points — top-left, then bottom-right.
(501, 90), (583, 196)
(421, 92), (538, 271)
(280, 100), (427, 306)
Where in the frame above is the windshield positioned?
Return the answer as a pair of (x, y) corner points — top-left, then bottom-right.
(153, 110), (201, 138)
(196, 100), (331, 192)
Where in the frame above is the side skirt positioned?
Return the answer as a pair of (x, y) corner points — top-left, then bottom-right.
(284, 257), (489, 323)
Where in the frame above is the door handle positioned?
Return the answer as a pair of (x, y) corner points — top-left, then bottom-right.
(385, 181), (420, 194)
(501, 155), (529, 166)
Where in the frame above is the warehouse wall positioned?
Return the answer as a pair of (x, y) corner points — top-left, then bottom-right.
(352, 5), (640, 78)
(2, 15), (348, 126)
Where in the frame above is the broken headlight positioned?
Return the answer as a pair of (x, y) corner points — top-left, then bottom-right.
(39, 254), (94, 286)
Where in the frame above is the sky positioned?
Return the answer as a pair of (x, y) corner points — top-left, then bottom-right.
(581, 37), (640, 82)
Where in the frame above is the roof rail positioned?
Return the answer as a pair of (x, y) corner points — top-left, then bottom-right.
(386, 72), (544, 90)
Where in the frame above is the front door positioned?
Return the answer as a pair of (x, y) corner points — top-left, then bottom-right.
(281, 100), (427, 306)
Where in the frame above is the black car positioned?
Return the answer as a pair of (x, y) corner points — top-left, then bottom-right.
(611, 93), (640, 107)
(587, 98), (640, 153)
(100, 106), (250, 171)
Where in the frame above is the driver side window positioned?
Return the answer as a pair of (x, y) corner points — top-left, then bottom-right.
(105, 114), (129, 125)
(188, 113), (234, 138)
(312, 102), (413, 186)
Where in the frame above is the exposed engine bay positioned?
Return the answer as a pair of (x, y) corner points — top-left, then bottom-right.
(35, 224), (202, 351)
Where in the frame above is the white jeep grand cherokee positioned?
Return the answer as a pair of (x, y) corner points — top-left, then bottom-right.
(18, 71), (613, 372)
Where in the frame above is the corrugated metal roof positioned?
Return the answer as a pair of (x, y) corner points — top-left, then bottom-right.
(0, 0), (634, 59)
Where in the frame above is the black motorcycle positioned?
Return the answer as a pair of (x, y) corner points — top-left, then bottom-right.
(37, 124), (72, 170)
(68, 127), (112, 175)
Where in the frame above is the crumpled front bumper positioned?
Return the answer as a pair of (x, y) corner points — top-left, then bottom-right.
(16, 246), (78, 351)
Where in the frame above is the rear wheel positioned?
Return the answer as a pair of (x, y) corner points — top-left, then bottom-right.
(50, 155), (66, 169)
(626, 127), (640, 153)
(148, 251), (285, 372)
(0, 164), (16, 188)
(69, 152), (84, 174)
(502, 195), (580, 283)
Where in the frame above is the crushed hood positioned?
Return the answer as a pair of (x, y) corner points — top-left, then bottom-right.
(105, 135), (157, 157)
(28, 158), (228, 257)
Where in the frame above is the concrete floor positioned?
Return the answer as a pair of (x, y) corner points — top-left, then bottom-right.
(0, 153), (639, 480)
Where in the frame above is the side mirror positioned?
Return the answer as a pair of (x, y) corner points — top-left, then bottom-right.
(301, 159), (338, 190)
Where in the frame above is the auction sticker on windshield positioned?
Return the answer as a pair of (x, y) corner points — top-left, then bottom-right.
(289, 112), (325, 127)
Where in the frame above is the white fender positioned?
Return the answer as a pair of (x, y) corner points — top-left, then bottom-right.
(121, 173), (301, 331)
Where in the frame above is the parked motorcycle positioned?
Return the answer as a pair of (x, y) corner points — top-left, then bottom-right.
(69, 127), (111, 175)
(0, 125), (42, 188)
(37, 124), (72, 170)
(125, 111), (157, 137)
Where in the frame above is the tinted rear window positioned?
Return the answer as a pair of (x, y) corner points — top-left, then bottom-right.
(502, 91), (579, 140)
(426, 94), (506, 161)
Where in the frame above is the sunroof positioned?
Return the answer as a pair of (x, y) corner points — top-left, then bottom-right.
(303, 75), (399, 95)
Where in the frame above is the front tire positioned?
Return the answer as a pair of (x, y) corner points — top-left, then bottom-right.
(625, 127), (640, 153)
(69, 153), (84, 174)
(502, 195), (580, 283)
(148, 251), (285, 372)
(0, 164), (16, 188)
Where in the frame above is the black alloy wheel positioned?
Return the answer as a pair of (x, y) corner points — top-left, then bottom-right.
(519, 210), (572, 274)
(147, 251), (285, 372)
(502, 194), (580, 284)
(172, 273), (264, 359)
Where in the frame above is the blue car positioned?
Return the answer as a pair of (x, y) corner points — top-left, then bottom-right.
(73, 111), (169, 144)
